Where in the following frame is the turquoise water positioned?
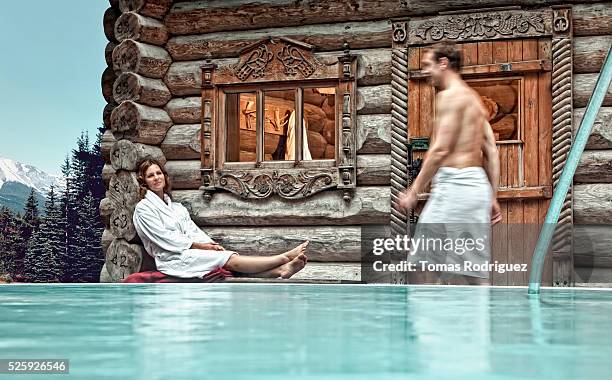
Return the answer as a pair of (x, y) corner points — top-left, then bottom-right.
(1, 284), (611, 380)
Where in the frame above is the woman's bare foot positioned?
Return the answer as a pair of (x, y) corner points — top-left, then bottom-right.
(279, 253), (307, 279)
(282, 241), (309, 262)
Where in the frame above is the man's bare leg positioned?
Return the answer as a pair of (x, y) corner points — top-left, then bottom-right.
(223, 242), (308, 274)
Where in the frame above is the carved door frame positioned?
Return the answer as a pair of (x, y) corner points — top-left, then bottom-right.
(391, 6), (574, 286)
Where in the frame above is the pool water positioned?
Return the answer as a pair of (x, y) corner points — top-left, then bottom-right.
(1, 284), (611, 380)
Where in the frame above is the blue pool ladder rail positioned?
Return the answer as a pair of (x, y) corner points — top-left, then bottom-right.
(528, 45), (612, 295)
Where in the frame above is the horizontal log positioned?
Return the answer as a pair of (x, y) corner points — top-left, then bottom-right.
(167, 21), (391, 60)
(99, 263), (112, 283)
(573, 3), (612, 37)
(165, 160), (200, 189)
(105, 238), (144, 282)
(163, 49), (391, 96)
(166, 0), (594, 36)
(112, 39), (171, 79)
(110, 101), (172, 145)
(574, 36), (612, 74)
(100, 197), (115, 228)
(110, 139), (166, 171)
(357, 154), (390, 185)
(119, 0), (172, 19)
(105, 41), (117, 66)
(574, 73), (612, 108)
(356, 49), (392, 86)
(108, 171), (141, 210)
(103, 102), (117, 129)
(205, 226), (361, 262)
(574, 184), (612, 224)
(102, 228), (115, 254)
(357, 114), (391, 154)
(173, 186), (390, 226)
(574, 225), (612, 268)
(102, 164), (116, 187)
(575, 150), (612, 183)
(102, 67), (117, 103)
(574, 267), (612, 285)
(357, 85), (392, 114)
(161, 124), (201, 160)
(166, 1), (396, 35)
(292, 262), (361, 282)
(115, 12), (168, 46)
(574, 107), (612, 149)
(113, 72), (171, 106)
(165, 97), (201, 123)
(163, 61), (203, 96)
(101, 129), (116, 163)
(103, 7), (120, 42)
(110, 206), (137, 242)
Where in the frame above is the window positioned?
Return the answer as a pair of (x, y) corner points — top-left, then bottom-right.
(200, 37), (357, 200)
(467, 78), (521, 142)
(224, 86), (336, 165)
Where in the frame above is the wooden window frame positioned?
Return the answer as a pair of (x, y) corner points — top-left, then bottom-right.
(218, 81), (340, 171)
(200, 37), (358, 201)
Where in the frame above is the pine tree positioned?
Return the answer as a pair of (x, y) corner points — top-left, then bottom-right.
(15, 189), (40, 280)
(57, 155), (76, 281)
(88, 126), (106, 201)
(85, 126), (106, 281)
(0, 206), (19, 276)
(72, 192), (104, 282)
(58, 131), (105, 282)
(24, 187), (63, 282)
(72, 132), (90, 200)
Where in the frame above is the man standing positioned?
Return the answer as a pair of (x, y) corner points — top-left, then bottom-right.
(399, 42), (502, 285)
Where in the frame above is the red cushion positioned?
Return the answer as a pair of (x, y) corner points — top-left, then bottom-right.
(122, 267), (233, 283)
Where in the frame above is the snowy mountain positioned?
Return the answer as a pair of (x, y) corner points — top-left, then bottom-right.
(0, 156), (65, 213)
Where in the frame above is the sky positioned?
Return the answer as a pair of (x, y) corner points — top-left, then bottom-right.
(0, 1), (109, 175)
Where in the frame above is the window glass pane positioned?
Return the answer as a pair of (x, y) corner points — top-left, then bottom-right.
(303, 87), (335, 160)
(468, 78), (520, 141)
(226, 92), (257, 162)
(263, 90), (295, 161)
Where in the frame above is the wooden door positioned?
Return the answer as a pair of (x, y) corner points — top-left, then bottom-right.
(408, 38), (553, 286)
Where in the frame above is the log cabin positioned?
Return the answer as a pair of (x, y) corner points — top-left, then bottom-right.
(100, 0), (612, 286)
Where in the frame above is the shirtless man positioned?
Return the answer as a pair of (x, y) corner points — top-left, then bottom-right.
(399, 42), (502, 285)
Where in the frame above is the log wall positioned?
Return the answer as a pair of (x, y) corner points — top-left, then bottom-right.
(571, 2), (612, 285)
(101, 0), (612, 283)
(100, 0), (172, 282)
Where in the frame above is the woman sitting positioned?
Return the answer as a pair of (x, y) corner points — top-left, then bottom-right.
(132, 159), (308, 280)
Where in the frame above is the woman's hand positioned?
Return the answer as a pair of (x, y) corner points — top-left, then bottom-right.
(192, 242), (226, 251)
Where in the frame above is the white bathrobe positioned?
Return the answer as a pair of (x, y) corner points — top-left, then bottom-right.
(133, 190), (235, 278)
(410, 167), (492, 278)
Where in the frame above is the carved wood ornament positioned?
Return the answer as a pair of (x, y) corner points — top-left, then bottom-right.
(201, 38), (357, 201)
(408, 9), (553, 44)
(218, 170), (336, 199)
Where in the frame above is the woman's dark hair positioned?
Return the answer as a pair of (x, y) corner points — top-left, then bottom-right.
(428, 41), (462, 72)
(137, 159), (172, 199)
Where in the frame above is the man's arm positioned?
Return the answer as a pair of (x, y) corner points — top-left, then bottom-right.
(410, 94), (462, 193)
(482, 120), (500, 198)
(482, 119), (502, 224)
